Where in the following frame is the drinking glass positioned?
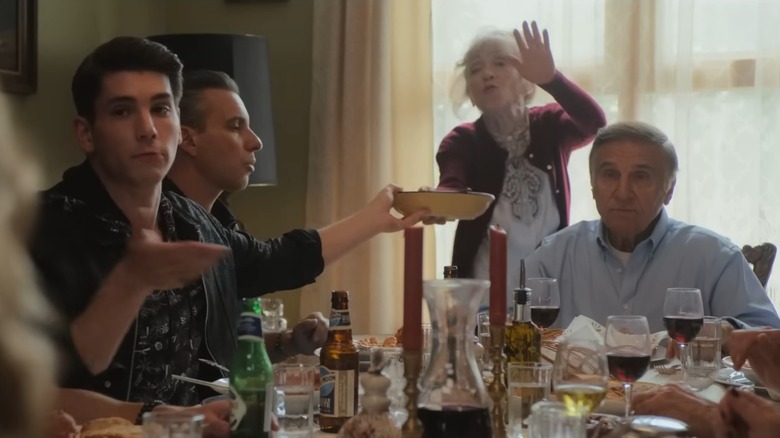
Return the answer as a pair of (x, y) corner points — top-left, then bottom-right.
(527, 278), (561, 330)
(605, 315), (651, 419)
(272, 363), (316, 437)
(507, 362), (552, 438)
(528, 401), (586, 438)
(663, 288), (704, 387)
(260, 297), (287, 333)
(553, 341), (609, 416)
(687, 316), (721, 390)
(142, 412), (204, 438)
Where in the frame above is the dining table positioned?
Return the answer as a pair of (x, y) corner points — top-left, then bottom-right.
(311, 363), (739, 437)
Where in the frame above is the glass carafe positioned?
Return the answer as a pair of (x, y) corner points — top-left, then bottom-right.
(417, 279), (492, 438)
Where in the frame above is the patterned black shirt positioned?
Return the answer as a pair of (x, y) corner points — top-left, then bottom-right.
(129, 198), (207, 405)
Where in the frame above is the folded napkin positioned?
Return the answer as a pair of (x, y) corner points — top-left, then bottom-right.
(557, 315), (668, 348)
(557, 315), (607, 345)
(542, 315), (669, 365)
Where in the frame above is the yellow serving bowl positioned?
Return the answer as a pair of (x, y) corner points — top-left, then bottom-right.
(393, 190), (495, 221)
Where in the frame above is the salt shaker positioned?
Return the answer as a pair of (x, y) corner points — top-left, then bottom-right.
(337, 350), (402, 438)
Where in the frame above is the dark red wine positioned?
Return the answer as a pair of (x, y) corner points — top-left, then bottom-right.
(530, 306), (560, 328)
(418, 406), (492, 438)
(607, 353), (651, 383)
(664, 316), (704, 343)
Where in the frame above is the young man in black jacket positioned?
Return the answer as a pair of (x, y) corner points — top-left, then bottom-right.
(32, 36), (425, 406)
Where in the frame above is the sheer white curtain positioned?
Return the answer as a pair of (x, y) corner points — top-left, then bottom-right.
(303, 0), (435, 334)
(432, 0), (780, 303)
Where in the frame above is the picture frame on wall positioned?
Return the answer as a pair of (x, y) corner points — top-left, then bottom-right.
(0, 0), (37, 95)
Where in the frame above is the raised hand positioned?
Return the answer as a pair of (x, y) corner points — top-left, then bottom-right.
(117, 219), (229, 293)
(510, 21), (556, 85)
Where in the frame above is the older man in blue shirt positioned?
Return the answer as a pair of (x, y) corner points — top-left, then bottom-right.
(525, 121), (780, 333)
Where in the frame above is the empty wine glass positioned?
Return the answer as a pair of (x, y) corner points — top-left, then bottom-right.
(553, 341), (609, 417)
(605, 315), (651, 419)
(527, 278), (561, 330)
(663, 288), (704, 387)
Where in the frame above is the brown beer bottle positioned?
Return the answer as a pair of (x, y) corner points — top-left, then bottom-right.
(443, 265), (459, 279)
(319, 290), (359, 432)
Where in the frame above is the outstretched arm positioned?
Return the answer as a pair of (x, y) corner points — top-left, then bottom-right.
(319, 185), (428, 265)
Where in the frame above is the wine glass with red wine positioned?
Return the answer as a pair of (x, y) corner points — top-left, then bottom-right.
(528, 278), (561, 330)
(663, 288), (704, 386)
(604, 315), (651, 419)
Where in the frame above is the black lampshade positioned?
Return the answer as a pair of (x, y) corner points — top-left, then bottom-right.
(148, 33), (278, 186)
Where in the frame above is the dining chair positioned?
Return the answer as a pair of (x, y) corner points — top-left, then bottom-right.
(741, 242), (777, 288)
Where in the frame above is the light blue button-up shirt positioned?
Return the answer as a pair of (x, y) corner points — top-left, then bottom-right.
(524, 209), (780, 332)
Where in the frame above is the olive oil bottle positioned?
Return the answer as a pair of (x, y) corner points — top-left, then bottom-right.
(505, 261), (541, 362)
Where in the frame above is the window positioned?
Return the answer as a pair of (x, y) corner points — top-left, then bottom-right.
(432, 0), (780, 305)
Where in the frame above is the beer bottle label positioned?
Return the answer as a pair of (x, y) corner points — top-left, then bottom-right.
(236, 312), (263, 342)
(319, 366), (356, 417)
(329, 309), (352, 330)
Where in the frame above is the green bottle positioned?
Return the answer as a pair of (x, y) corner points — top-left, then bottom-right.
(230, 298), (273, 438)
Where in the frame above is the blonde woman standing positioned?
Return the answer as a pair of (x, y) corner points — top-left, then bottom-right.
(435, 21), (606, 306)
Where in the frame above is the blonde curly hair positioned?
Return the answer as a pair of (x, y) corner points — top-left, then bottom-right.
(0, 140), (56, 437)
(449, 29), (536, 119)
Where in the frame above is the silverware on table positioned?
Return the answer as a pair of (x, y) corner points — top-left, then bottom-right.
(199, 358), (230, 374)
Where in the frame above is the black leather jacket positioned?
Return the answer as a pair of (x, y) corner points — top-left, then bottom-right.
(32, 161), (324, 401)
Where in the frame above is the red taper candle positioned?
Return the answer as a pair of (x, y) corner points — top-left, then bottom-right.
(489, 225), (507, 326)
(403, 226), (423, 350)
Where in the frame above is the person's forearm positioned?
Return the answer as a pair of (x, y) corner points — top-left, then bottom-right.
(57, 389), (142, 424)
(318, 209), (381, 266)
(71, 263), (149, 374)
(539, 71), (606, 130)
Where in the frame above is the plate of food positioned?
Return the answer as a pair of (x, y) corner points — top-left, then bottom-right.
(354, 333), (402, 351)
(393, 190), (495, 221)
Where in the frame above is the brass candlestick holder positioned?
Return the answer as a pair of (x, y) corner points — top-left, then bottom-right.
(488, 324), (508, 437)
(401, 348), (423, 438)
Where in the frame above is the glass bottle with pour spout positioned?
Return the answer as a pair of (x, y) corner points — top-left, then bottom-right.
(505, 260), (542, 363)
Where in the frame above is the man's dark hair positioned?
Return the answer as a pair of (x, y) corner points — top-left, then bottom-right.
(180, 70), (240, 131)
(71, 36), (183, 123)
